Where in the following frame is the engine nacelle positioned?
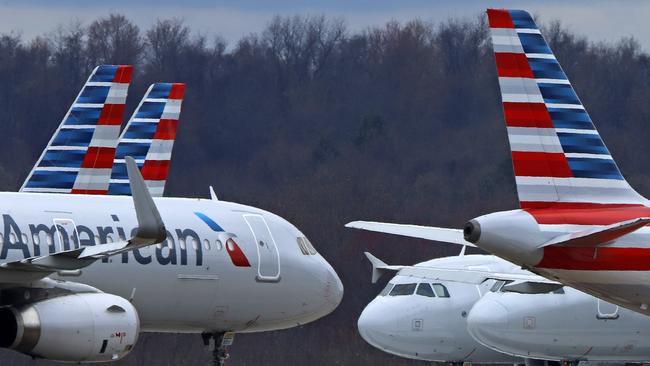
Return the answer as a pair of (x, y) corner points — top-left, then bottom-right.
(0, 293), (139, 362)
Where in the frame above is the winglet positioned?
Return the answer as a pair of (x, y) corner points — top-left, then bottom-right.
(364, 252), (403, 284)
(126, 156), (167, 244)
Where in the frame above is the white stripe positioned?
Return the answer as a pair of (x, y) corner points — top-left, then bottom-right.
(34, 167), (80, 172)
(130, 118), (159, 123)
(516, 28), (541, 34)
(502, 93), (544, 103)
(564, 153), (613, 159)
(508, 133), (561, 147)
(120, 138), (152, 144)
(146, 98), (168, 103)
(113, 159), (145, 164)
(46, 146), (88, 151)
(74, 103), (104, 109)
(526, 53), (556, 59)
(21, 187), (72, 193)
(536, 78), (570, 84)
(145, 152), (172, 160)
(516, 176), (630, 189)
(110, 179), (130, 184)
(554, 128), (599, 135)
(60, 125), (96, 130)
(491, 35), (522, 47)
(546, 103), (585, 110)
(86, 82), (113, 87)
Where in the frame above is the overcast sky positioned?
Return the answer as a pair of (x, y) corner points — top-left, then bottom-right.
(2, 0), (650, 50)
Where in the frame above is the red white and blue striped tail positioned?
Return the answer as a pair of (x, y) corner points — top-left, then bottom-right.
(108, 83), (185, 197)
(487, 9), (648, 209)
(20, 65), (132, 194)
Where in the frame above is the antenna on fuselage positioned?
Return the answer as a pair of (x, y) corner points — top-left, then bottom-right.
(459, 245), (466, 257)
(209, 186), (218, 201)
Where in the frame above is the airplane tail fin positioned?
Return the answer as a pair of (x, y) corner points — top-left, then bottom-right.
(487, 9), (646, 209)
(109, 83), (185, 196)
(21, 65), (132, 194)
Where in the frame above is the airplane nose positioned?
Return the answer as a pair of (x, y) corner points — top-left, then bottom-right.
(358, 302), (390, 347)
(322, 259), (344, 308)
(466, 299), (508, 346)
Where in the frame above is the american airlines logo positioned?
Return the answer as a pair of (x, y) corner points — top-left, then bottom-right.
(0, 213), (231, 266)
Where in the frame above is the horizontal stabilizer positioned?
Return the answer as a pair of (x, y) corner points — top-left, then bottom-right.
(539, 217), (650, 248)
(397, 265), (559, 287)
(347, 221), (474, 247)
(502, 281), (564, 294)
(364, 252), (403, 283)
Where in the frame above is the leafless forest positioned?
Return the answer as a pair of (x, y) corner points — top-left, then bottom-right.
(1, 12), (650, 365)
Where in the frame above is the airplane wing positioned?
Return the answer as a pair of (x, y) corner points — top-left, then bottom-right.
(539, 217), (650, 248)
(347, 221), (474, 246)
(365, 251), (561, 294)
(0, 157), (166, 282)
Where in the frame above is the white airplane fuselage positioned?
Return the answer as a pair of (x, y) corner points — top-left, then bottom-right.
(468, 286), (650, 362)
(358, 255), (522, 363)
(0, 191), (343, 333)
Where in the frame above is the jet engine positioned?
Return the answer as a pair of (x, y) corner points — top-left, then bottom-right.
(0, 292), (139, 362)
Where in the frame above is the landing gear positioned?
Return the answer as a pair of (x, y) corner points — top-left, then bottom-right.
(202, 332), (235, 366)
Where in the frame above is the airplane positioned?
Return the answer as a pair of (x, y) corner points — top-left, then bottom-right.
(0, 65), (343, 364)
(356, 249), (650, 364)
(468, 283), (650, 362)
(347, 8), (650, 317)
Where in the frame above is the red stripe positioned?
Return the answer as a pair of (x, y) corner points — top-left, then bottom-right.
(153, 119), (178, 140)
(512, 151), (572, 177)
(113, 65), (133, 83)
(169, 83), (185, 99)
(525, 203), (650, 225)
(80, 146), (116, 169)
(141, 160), (169, 181)
(97, 104), (126, 125)
(538, 246), (650, 271)
(71, 189), (108, 195)
(487, 9), (514, 28)
(503, 102), (553, 128)
(495, 53), (534, 78)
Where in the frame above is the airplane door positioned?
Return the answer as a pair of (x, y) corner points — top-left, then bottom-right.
(243, 214), (281, 282)
(597, 299), (619, 320)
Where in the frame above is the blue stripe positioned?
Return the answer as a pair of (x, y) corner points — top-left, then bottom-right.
(194, 212), (225, 232)
(528, 58), (567, 80)
(51, 128), (94, 147)
(115, 142), (150, 159)
(25, 170), (77, 189)
(77, 85), (110, 104)
(567, 157), (623, 180)
(509, 10), (537, 29)
(39, 149), (86, 168)
(110, 161), (144, 180)
(108, 182), (131, 195)
(538, 83), (581, 105)
(548, 108), (595, 130)
(135, 101), (165, 119)
(148, 83), (172, 99)
(123, 122), (157, 139)
(517, 33), (552, 54)
(557, 133), (609, 155)
(90, 65), (117, 82)
(63, 106), (102, 125)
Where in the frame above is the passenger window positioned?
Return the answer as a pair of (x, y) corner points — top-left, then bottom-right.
(179, 238), (186, 250)
(215, 239), (223, 251)
(379, 283), (393, 296)
(431, 284), (450, 298)
(203, 239), (211, 251)
(21, 233), (28, 244)
(389, 283), (417, 296)
(416, 283), (436, 297)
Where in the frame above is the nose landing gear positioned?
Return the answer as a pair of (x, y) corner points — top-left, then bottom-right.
(202, 331), (235, 366)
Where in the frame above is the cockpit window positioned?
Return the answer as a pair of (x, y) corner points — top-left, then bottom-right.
(416, 283), (436, 297)
(296, 238), (309, 255)
(389, 283), (417, 296)
(552, 287), (565, 294)
(304, 237), (318, 255)
(297, 237), (317, 255)
(379, 283), (393, 296)
(431, 284), (450, 298)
